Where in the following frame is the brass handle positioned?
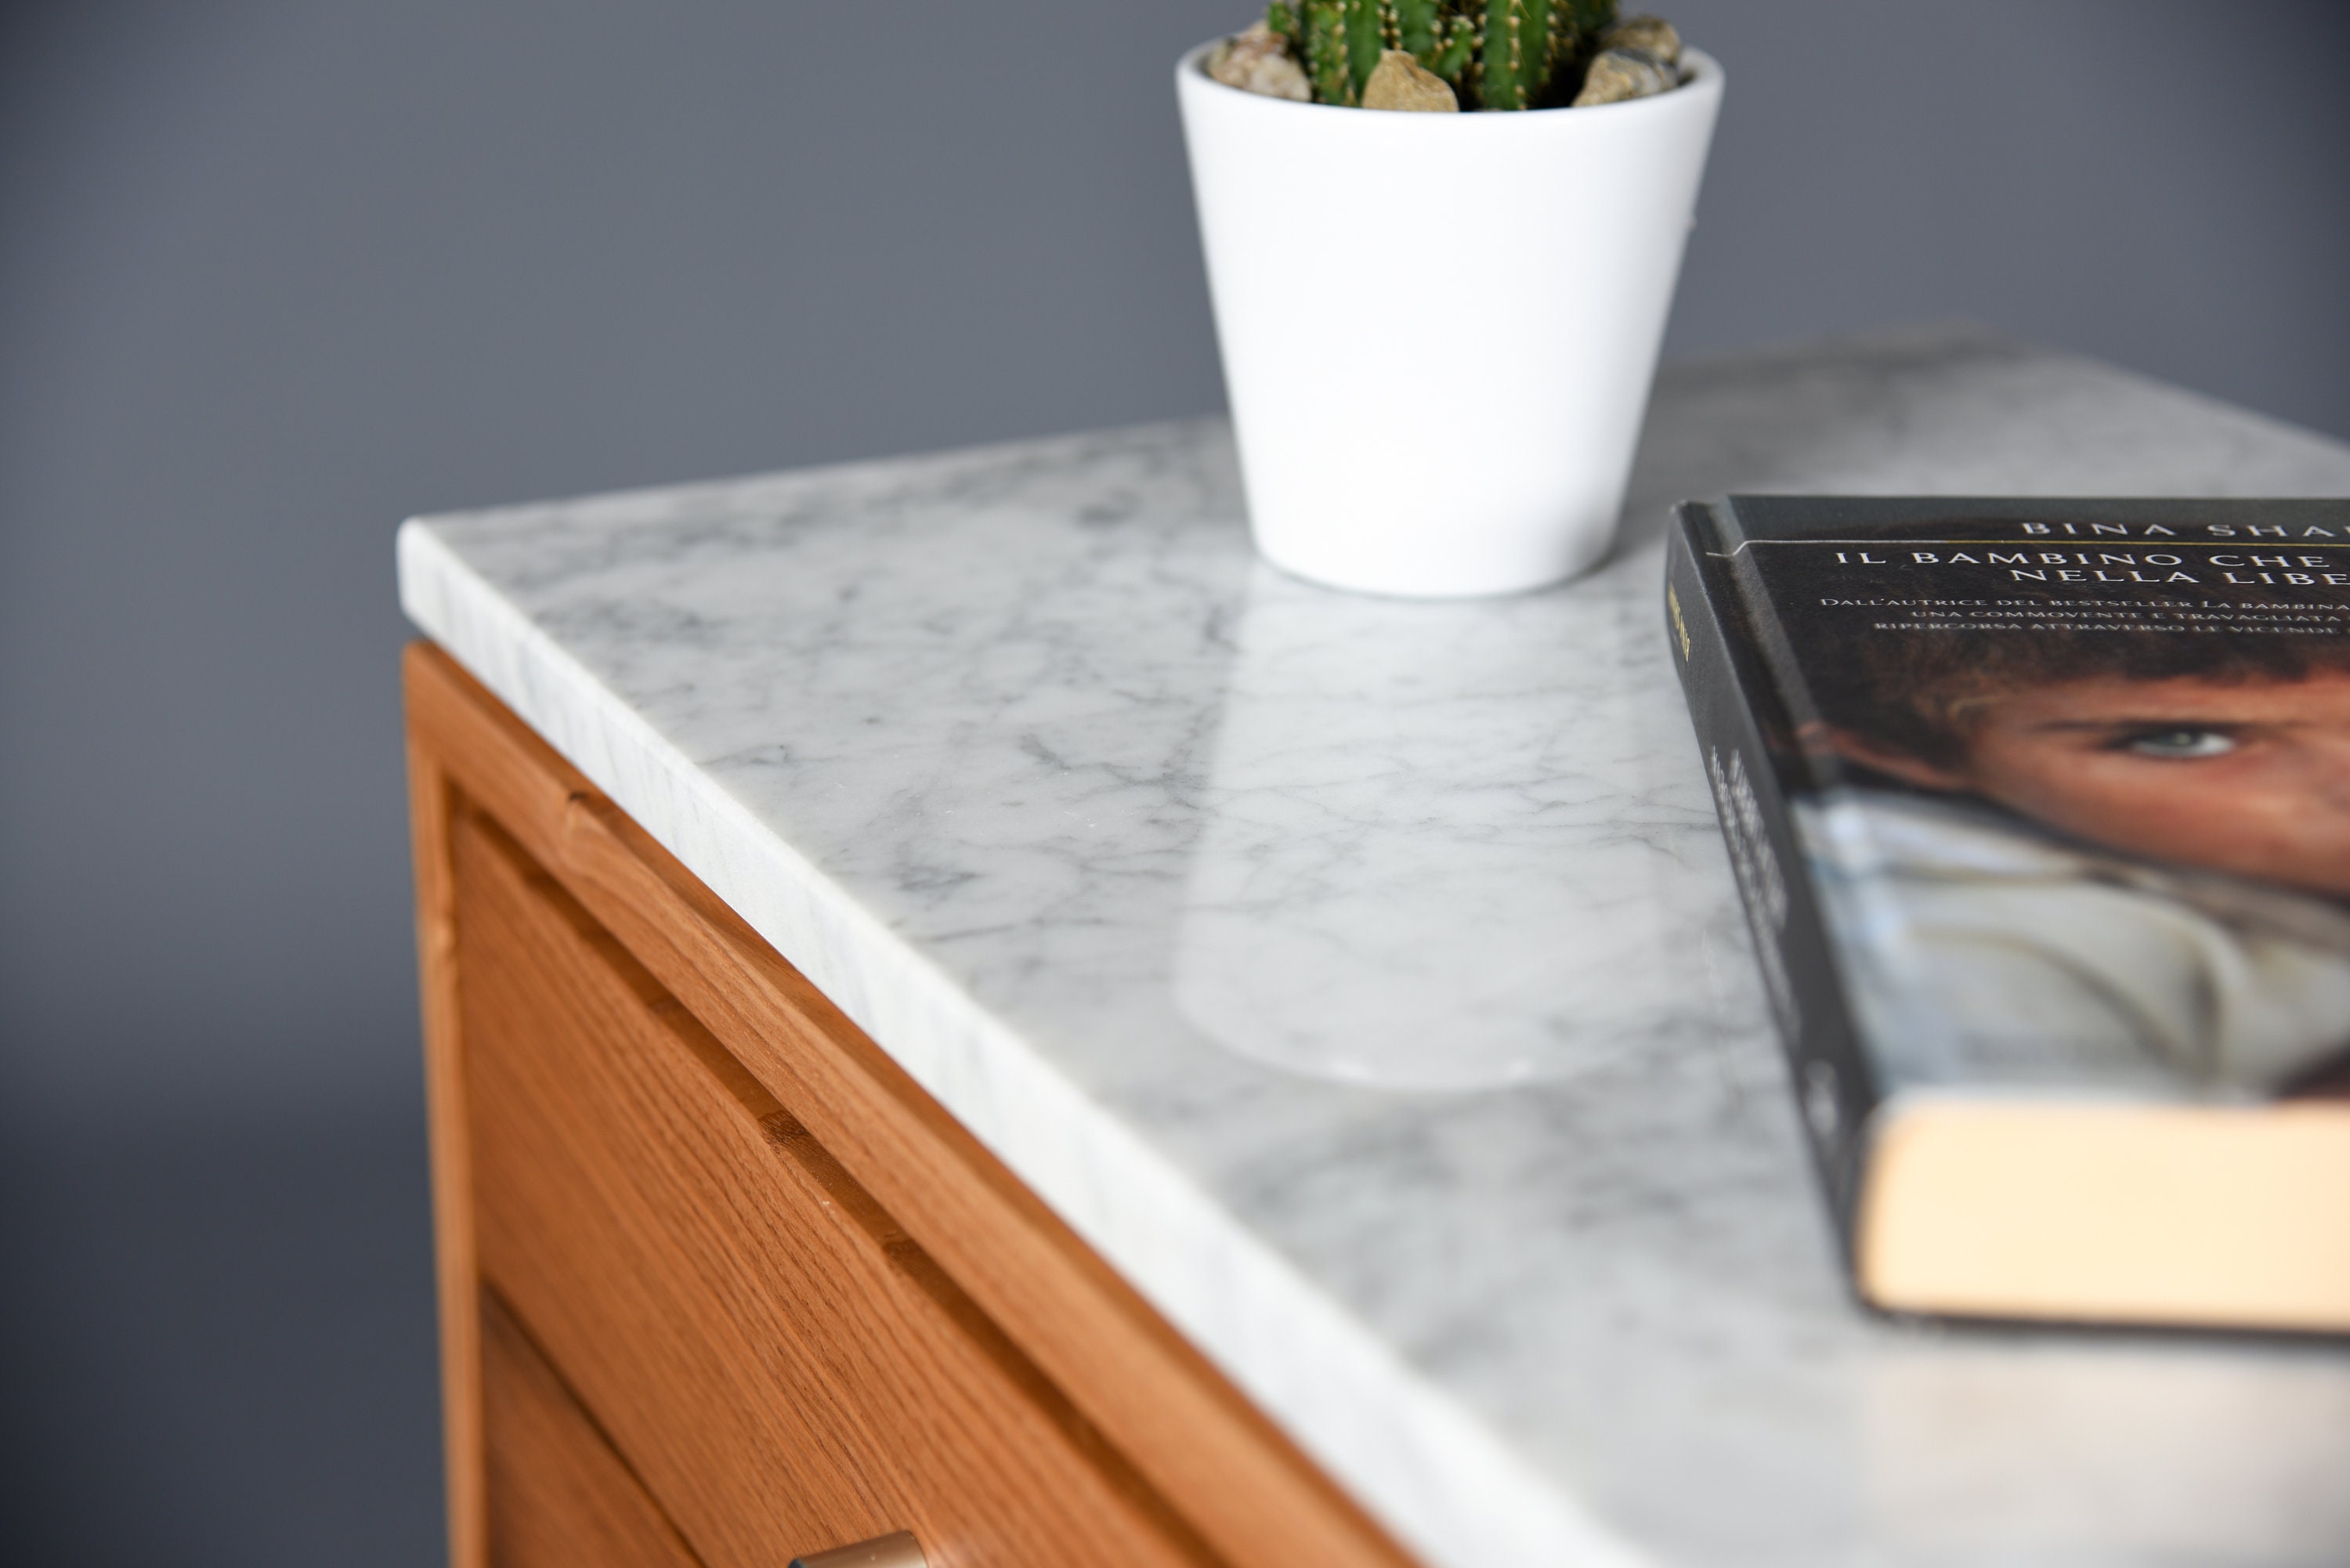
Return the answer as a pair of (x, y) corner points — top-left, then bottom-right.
(790, 1530), (927, 1568)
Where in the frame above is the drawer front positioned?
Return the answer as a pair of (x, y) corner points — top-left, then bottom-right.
(479, 1284), (703, 1568)
(451, 807), (1208, 1568)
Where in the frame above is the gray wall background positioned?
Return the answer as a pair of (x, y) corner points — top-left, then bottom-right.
(3, 3), (2346, 1563)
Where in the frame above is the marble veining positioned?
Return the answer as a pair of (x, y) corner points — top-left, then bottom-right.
(400, 327), (2350, 1568)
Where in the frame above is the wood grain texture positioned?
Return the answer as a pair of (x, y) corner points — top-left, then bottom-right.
(407, 704), (486, 1568)
(403, 641), (1423, 1568)
(454, 804), (1206, 1568)
(479, 1287), (706, 1568)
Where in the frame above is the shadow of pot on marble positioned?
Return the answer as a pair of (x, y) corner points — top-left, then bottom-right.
(1176, 43), (1723, 598)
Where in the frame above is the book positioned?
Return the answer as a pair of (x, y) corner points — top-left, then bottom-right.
(1665, 496), (2350, 1331)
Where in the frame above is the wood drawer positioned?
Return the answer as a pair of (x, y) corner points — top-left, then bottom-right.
(406, 642), (1418, 1568)
(451, 805), (1205, 1568)
(479, 1285), (700, 1568)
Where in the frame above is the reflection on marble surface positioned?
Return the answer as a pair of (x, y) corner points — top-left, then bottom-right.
(1175, 562), (1736, 1089)
(400, 328), (2350, 1568)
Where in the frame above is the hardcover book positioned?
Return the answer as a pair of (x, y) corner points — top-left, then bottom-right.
(1665, 496), (2350, 1331)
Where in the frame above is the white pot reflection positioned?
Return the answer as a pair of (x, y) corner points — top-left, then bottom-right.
(1173, 562), (1735, 1089)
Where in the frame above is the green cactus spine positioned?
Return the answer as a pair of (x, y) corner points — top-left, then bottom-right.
(1393, 0), (1439, 58)
(1301, 1), (1356, 104)
(1523, 0), (1560, 103)
(1525, 0), (1555, 101)
(1343, 0), (1385, 97)
(1262, 0), (1624, 108)
(1478, 0), (1561, 110)
(1427, 11), (1478, 82)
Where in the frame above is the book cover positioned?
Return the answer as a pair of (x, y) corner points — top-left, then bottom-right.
(1665, 496), (2350, 1331)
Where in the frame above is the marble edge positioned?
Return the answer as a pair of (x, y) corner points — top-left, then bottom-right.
(394, 511), (1651, 1568)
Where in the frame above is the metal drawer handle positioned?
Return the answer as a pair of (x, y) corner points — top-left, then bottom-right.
(790, 1530), (927, 1568)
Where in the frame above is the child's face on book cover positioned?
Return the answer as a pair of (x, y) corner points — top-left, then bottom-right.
(1867, 670), (2350, 898)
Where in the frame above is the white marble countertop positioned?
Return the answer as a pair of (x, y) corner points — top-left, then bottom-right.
(399, 327), (2350, 1568)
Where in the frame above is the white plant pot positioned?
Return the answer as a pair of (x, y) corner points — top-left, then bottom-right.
(1177, 43), (1723, 597)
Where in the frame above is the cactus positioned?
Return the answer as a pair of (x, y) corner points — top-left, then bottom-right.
(1373, 2), (1476, 95)
(1300, 2), (1356, 105)
(1395, 0), (1440, 58)
(1346, 2), (1385, 92)
(1256, 0), (1620, 109)
(1427, 13), (1480, 81)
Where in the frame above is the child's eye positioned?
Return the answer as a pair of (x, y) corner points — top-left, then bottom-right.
(2120, 729), (2238, 759)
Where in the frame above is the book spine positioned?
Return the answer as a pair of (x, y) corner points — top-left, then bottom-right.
(1664, 506), (1880, 1263)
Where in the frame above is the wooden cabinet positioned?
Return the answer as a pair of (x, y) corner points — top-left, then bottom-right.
(405, 643), (1419, 1568)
